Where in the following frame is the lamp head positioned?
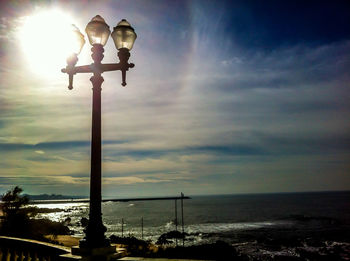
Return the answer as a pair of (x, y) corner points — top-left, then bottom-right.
(111, 19), (137, 51)
(70, 24), (85, 55)
(85, 15), (110, 46)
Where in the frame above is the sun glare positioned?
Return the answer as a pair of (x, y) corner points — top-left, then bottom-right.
(19, 9), (80, 77)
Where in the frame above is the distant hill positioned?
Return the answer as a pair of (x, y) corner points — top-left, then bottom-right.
(23, 194), (84, 200)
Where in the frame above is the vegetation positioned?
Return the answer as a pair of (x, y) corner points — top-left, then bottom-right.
(0, 186), (30, 237)
(0, 186), (70, 241)
(109, 234), (150, 247)
(156, 230), (188, 245)
(109, 233), (244, 260)
(154, 241), (245, 261)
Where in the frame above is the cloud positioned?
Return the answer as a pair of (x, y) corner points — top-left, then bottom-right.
(0, 140), (128, 151)
(103, 176), (172, 185)
(221, 57), (242, 66)
(103, 144), (264, 160)
(0, 1), (349, 196)
(0, 175), (179, 191)
(0, 175), (88, 187)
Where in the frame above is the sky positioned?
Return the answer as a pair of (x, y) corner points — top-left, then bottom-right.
(0, 0), (349, 197)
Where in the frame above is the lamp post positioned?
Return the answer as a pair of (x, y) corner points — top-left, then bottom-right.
(61, 15), (136, 249)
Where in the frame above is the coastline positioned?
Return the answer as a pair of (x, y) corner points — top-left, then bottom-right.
(2, 192), (349, 260)
(48, 232), (350, 260)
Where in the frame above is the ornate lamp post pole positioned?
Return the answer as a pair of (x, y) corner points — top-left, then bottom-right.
(61, 15), (136, 250)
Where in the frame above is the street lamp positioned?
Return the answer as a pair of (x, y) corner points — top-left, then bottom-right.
(61, 15), (136, 250)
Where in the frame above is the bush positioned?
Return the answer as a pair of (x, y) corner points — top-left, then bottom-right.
(0, 186), (70, 241)
(156, 230), (188, 245)
(155, 241), (243, 261)
(109, 234), (150, 247)
(0, 186), (31, 237)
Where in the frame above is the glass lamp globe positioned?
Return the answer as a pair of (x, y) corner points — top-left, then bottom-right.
(70, 24), (85, 55)
(111, 19), (137, 50)
(85, 15), (110, 46)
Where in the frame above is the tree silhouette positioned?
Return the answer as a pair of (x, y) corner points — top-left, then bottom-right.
(0, 186), (30, 237)
(1, 186), (29, 215)
(0, 186), (71, 240)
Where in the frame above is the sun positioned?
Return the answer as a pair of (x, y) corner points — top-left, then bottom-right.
(19, 9), (80, 77)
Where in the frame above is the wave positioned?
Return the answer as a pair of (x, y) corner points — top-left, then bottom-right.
(30, 202), (88, 209)
(165, 221), (174, 229)
(185, 221), (293, 234)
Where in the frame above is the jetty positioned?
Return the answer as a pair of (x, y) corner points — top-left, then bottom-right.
(29, 195), (191, 204)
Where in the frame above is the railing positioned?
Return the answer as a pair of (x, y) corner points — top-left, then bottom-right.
(0, 236), (73, 261)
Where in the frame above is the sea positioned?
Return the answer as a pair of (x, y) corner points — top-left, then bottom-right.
(32, 191), (350, 260)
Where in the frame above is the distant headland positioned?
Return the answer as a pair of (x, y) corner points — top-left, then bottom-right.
(23, 194), (84, 200)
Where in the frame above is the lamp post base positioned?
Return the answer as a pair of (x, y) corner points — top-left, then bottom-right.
(79, 218), (110, 249)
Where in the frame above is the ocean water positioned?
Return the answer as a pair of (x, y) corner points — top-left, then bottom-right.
(34, 191), (350, 258)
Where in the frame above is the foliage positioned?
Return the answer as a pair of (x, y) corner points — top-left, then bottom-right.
(109, 234), (242, 260)
(156, 230), (188, 245)
(29, 218), (70, 238)
(154, 241), (244, 261)
(1, 186), (29, 217)
(0, 186), (30, 237)
(109, 234), (150, 247)
(0, 186), (70, 241)
(109, 235), (153, 256)
(109, 235), (244, 261)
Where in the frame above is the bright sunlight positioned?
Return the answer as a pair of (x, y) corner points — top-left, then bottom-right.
(19, 9), (80, 77)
